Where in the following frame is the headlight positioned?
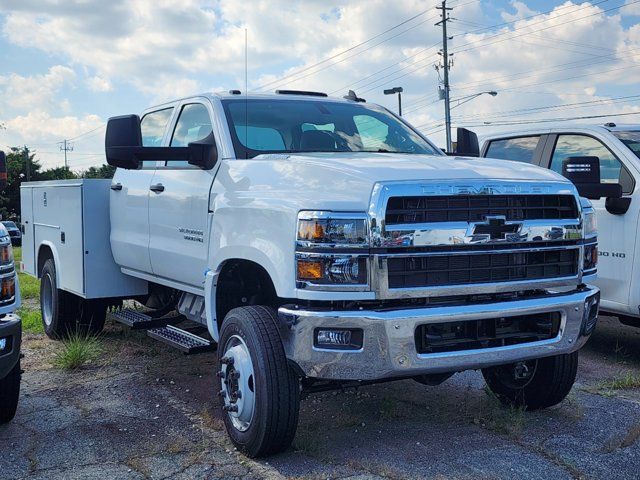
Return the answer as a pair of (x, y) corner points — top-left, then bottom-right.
(0, 236), (13, 266)
(296, 254), (368, 286)
(296, 212), (369, 289)
(297, 212), (368, 248)
(583, 210), (597, 238)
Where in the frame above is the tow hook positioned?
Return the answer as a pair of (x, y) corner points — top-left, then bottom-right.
(514, 361), (531, 381)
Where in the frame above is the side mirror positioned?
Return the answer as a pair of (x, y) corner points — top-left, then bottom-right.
(105, 115), (218, 170)
(187, 132), (218, 170)
(0, 151), (6, 190)
(454, 128), (480, 157)
(562, 156), (622, 200)
(105, 115), (143, 169)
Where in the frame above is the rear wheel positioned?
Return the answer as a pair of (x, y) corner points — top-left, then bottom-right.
(482, 352), (578, 410)
(217, 306), (300, 457)
(40, 259), (106, 339)
(0, 360), (21, 424)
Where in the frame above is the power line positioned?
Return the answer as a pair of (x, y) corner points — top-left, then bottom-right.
(257, 6), (439, 91)
(453, 110), (640, 128)
(451, 1), (636, 55)
(453, 94), (640, 122)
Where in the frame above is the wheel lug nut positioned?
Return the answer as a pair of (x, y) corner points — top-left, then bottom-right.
(220, 356), (234, 365)
(223, 404), (238, 412)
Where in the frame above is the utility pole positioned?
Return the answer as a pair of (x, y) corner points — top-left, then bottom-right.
(436, 0), (453, 152)
(58, 139), (73, 169)
(24, 145), (31, 182)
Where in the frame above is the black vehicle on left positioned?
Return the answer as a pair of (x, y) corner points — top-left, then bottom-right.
(1, 221), (21, 247)
(0, 152), (22, 424)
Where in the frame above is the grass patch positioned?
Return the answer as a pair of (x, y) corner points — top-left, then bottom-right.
(602, 372), (640, 390)
(19, 272), (39, 300)
(14, 246), (21, 263)
(473, 388), (526, 439)
(54, 333), (102, 370)
(18, 305), (43, 334)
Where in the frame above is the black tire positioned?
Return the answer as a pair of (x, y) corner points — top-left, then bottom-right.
(40, 259), (106, 339)
(482, 352), (578, 411)
(217, 306), (300, 457)
(0, 359), (20, 424)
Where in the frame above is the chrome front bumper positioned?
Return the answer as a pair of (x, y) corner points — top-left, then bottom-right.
(278, 286), (599, 381)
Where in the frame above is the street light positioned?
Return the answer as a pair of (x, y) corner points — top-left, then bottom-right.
(450, 90), (497, 110)
(384, 87), (404, 116)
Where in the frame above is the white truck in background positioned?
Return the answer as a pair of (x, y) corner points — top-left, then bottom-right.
(21, 91), (604, 457)
(477, 124), (640, 328)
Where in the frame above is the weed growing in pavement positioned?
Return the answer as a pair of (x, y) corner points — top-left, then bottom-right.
(602, 372), (640, 390)
(54, 333), (102, 370)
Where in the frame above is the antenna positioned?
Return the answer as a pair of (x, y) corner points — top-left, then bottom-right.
(245, 27), (248, 158)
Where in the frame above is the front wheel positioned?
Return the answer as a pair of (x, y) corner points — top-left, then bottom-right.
(482, 352), (578, 410)
(217, 306), (300, 457)
(0, 360), (21, 424)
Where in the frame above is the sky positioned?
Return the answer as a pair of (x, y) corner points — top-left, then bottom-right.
(1, 0), (640, 170)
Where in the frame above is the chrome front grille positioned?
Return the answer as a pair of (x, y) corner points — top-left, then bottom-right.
(387, 248), (578, 288)
(369, 181), (585, 299)
(385, 194), (579, 225)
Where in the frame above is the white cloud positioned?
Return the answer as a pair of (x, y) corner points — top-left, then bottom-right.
(501, 1), (538, 22)
(0, 65), (75, 111)
(86, 76), (112, 92)
(0, 0), (639, 153)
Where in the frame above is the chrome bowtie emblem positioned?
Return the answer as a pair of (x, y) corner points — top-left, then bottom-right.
(468, 215), (522, 241)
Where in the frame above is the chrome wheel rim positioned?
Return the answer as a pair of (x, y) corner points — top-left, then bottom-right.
(42, 273), (54, 327)
(219, 335), (256, 432)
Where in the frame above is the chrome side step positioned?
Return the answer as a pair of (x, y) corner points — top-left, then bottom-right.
(107, 308), (181, 330)
(147, 325), (214, 355)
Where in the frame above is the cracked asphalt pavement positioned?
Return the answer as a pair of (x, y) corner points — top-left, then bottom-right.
(2, 315), (639, 480)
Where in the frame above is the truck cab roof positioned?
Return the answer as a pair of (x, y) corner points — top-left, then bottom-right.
(480, 123), (640, 142)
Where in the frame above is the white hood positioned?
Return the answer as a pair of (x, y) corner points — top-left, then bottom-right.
(269, 152), (567, 183)
(224, 152), (573, 213)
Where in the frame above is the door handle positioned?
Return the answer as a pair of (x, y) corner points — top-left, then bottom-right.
(150, 183), (165, 193)
(110, 183), (122, 191)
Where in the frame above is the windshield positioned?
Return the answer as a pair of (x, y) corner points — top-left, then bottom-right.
(221, 99), (441, 159)
(614, 131), (640, 160)
(2, 222), (16, 229)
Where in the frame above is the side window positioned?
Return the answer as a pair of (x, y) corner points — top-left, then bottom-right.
(141, 108), (173, 147)
(485, 136), (540, 163)
(169, 103), (213, 166)
(550, 135), (630, 192)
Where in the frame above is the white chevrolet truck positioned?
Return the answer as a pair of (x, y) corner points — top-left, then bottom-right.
(478, 124), (640, 328)
(21, 91), (603, 457)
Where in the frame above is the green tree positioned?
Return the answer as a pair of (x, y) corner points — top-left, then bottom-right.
(0, 147), (43, 220)
(81, 164), (116, 179)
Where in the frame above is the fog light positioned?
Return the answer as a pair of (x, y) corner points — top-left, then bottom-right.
(314, 328), (363, 350)
(582, 292), (600, 336)
(0, 337), (6, 352)
(583, 243), (598, 272)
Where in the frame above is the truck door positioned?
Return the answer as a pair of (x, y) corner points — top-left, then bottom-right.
(546, 133), (638, 309)
(110, 107), (174, 275)
(147, 102), (216, 288)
